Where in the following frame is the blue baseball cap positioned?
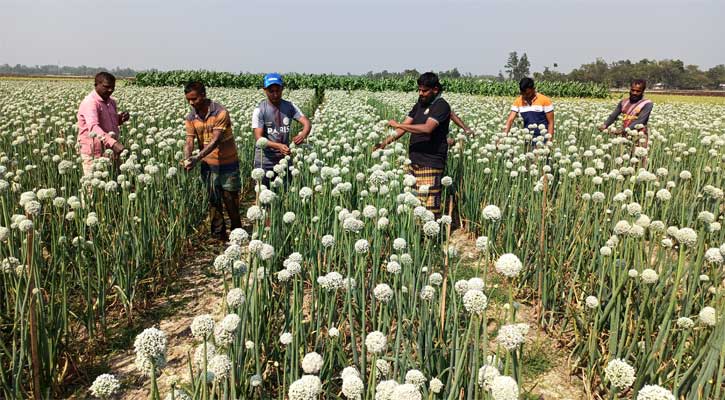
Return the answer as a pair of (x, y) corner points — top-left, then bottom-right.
(263, 73), (283, 88)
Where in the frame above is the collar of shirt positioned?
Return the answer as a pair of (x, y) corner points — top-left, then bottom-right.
(524, 94), (538, 106)
(90, 90), (113, 105)
(191, 100), (217, 121)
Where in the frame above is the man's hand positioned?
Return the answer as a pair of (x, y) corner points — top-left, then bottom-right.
(272, 142), (291, 156)
(597, 124), (607, 132)
(447, 138), (456, 146)
(119, 111), (130, 124)
(184, 155), (199, 171)
(387, 120), (400, 129)
(374, 137), (391, 151)
(464, 128), (474, 136)
(111, 141), (125, 155)
(292, 133), (307, 145)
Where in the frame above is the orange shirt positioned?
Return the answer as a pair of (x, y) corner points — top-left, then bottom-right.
(185, 101), (238, 167)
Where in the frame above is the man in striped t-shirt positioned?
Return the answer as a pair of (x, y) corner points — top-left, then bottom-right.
(504, 77), (555, 143)
(183, 81), (242, 241)
(599, 79), (653, 147)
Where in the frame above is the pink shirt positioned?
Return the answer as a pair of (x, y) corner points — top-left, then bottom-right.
(77, 90), (120, 157)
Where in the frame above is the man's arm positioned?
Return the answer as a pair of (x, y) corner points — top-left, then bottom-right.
(292, 115), (312, 145)
(450, 111), (473, 134)
(545, 111), (554, 137)
(600, 101), (623, 130)
(376, 116), (413, 149)
(629, 102), (653, 128)
(503, 111), (518, 134)
(390, 118), (439, 135)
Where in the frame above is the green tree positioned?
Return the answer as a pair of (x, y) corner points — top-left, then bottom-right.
(505, 52), (519, 79)
(515, 53), (531, 80)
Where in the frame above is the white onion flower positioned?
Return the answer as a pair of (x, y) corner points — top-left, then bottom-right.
(374, 284), (394, 303)
(405, 369), (426, 387)
(495, 253), (523, 278)
(89, 373), (120, 398)
(288, 375), (322, 400)
(641, 269), (659, 284)
(476, 236), (489, 252)
(365, 331), (387, 354)
(342, 375), (364, 399)
(191, 314), (215, 340)
(496, 324), (525, 350)
(477, 365), (500, 389)
(463, 289), (488, 314)
(698, 306), (717, 326)
(676, 317), (694, 329)
(422, 221), (440, 237)
(375, 380), (399, 400)
(354, 239), (370, 253)
(636, 384), (675, 400)
(226, 288), (245, 307)
(420, 285), (435, 300)
(301, 352), (324, 374)
(490, 375), (519, 400)
(390, 383), (421, 400)
(482, 205), (502, 221)
(604, 359), (635, 390)
(585, 295), (599, 309)
(207, 354), (232, 383)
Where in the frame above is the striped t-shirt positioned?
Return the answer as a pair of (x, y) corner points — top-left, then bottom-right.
(185, 101), (239, 169)
(511, 94), (554, 136)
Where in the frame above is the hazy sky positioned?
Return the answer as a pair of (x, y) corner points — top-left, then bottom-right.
(1, 0), (722, 75)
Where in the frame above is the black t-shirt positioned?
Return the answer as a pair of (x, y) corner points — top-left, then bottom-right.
(407, 96), (451, 169)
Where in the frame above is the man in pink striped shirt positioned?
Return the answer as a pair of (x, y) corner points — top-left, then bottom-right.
(77, 72), (130, 175)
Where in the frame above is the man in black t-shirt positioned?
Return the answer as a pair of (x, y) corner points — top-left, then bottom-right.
(375, 72), (451, 217)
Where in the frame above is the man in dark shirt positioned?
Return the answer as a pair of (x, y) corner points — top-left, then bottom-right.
(376, 72), (451, 218)
(599, 79), (653, 146)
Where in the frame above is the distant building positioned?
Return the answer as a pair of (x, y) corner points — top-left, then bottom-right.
(719, 83), (725, 90)
(652, 82), (665, 90)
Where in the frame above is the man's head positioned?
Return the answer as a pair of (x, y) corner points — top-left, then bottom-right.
(629, 79), (646, 102)
(184, 81), (208, 114)
(94, 72), (116, 101)
(519, 77), (536, 103)
(417, 72), (442, 106)
(263, 73), (284, 105)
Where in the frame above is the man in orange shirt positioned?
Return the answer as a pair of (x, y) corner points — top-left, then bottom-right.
(504, 77), (555, 144)
(183, 81), (242, 241)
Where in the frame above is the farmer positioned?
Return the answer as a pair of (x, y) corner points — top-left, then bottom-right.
(376, 72), (451, 218)
(598, 79), (653, 147)
(503, 77), (555, 143)
(76, 72), (130, 176)
(252, 73), (312, 188)
(183, 81), (242, 241)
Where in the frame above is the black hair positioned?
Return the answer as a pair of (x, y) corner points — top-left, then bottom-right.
(417, 72), (442, 91)
(95, 72), (115, 85)
(184, 81), (206, 96)
(631, 79), (647, 89)
(519, 77), (535, 92)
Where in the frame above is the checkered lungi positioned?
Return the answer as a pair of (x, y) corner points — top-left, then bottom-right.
(408, 164), (444, 217)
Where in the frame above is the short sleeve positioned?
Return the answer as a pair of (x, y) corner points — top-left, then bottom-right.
(407, 103), (419, 119)
(428, 100), (450, 124)
(213, 109), (231, 132)
(510, 97), (521, 113)
(291, 103), (304, 120)
(542, 96), (554, 113)
(251, 107), (263, 129)
(185, 119), (196, 138)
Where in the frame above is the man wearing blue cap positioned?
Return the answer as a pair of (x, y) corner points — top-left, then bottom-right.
(252, 73), (312, 188)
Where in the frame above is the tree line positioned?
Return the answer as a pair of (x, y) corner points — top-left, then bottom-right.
(3, 57), (724, 90)
(0, 64), (138, 78)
